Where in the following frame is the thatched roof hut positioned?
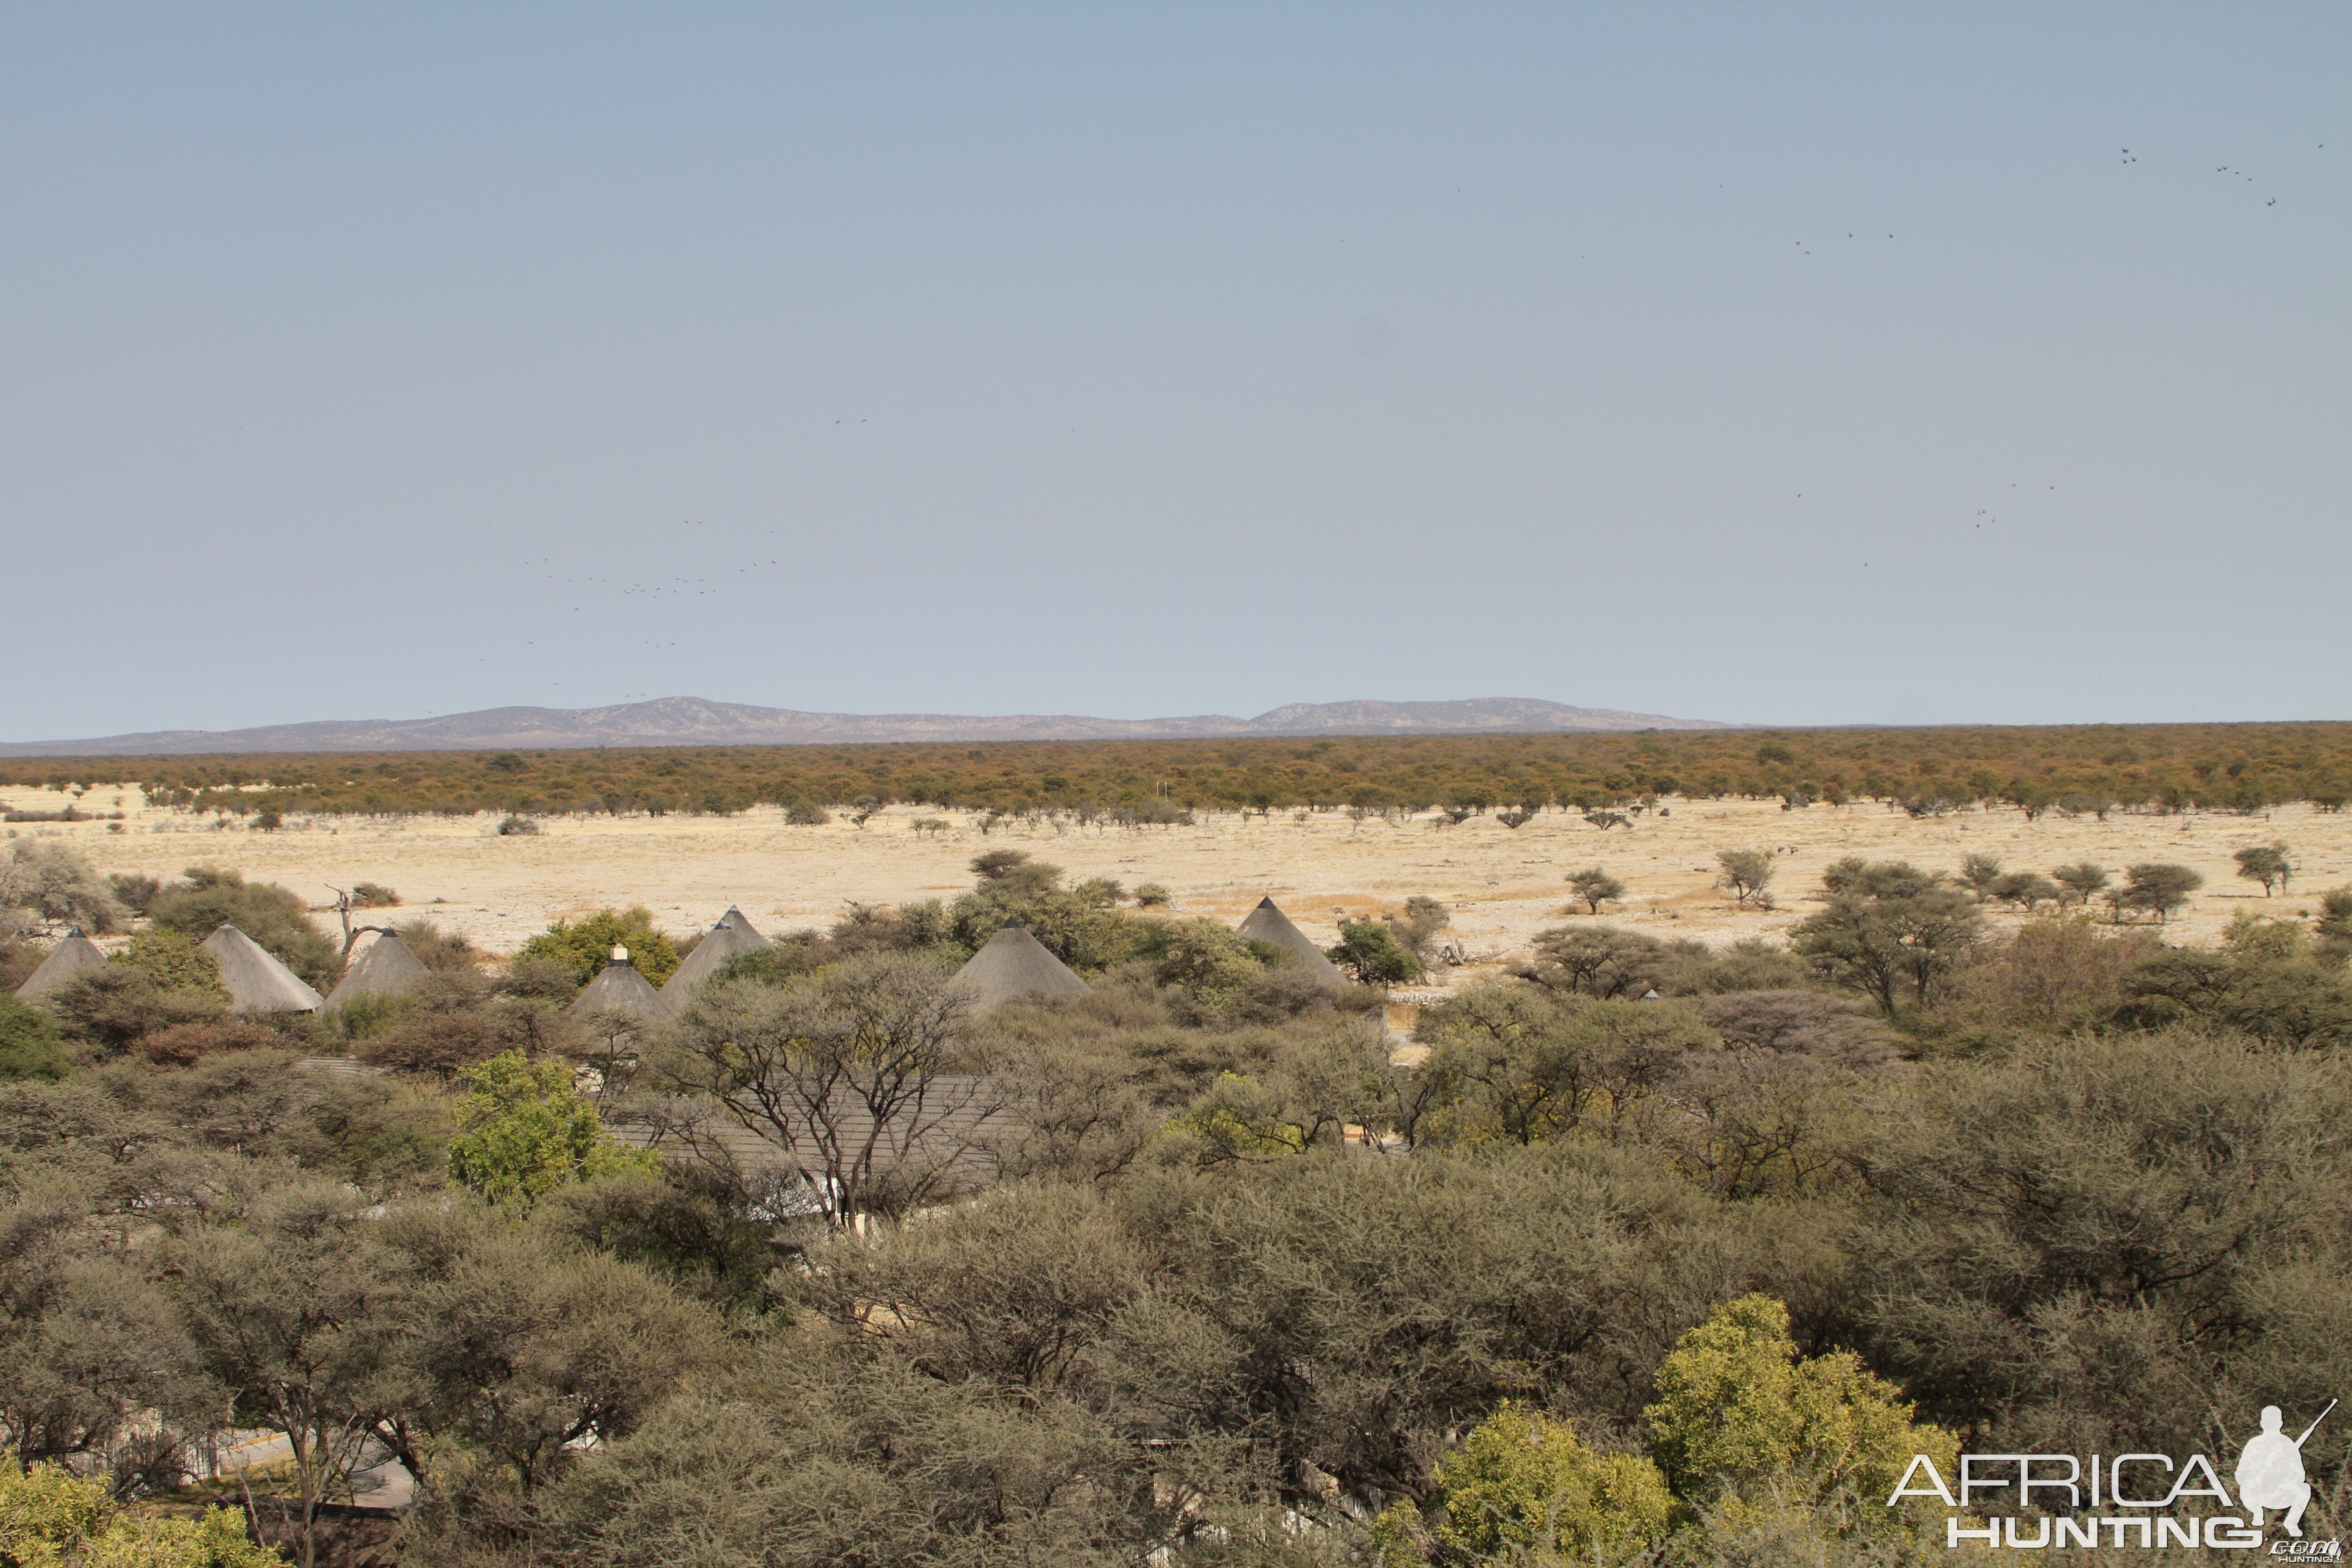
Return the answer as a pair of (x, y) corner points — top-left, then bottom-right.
(1237, 897), (1349, 984)
(14, 933), (107, 1000)
(202, 925), (326, 1013)
(658, 907), (770, 1013)
(323, 931), (431, 1011)
(568, 944), (662, 1019)
(948, 922), (1087, 1011)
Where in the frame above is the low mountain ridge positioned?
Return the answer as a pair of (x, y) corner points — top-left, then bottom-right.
(0, 696), (1725, 756)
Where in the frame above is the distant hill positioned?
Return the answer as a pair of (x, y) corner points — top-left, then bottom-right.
(0, 696), (1727, 756)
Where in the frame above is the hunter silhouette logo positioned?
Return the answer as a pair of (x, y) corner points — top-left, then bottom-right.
(2240, 1401), (2332, 1539)
(1890, 1398), (2339, 1550)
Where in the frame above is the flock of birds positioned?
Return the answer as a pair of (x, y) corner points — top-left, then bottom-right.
(509, 519), (817, 662)
(517, 531), (787, 608)
(2120, 142), (2327, 206)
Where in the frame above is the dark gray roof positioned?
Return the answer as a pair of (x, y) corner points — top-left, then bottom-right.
(657, 908), (771, 1012)
(323, 931), (431, 1010)
(568, 951), (662, 1017)
(15, 933), (107, 1000)
(949, 923), (1088, 1010)
(1238, 897), (1350, 984)
(202, 925), (326, 1013)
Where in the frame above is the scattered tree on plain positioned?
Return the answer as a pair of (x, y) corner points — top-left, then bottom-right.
(1565, 867), (1627, 915)
(1716, 848), (1774, 907)
(1791, 858), (1984, 1017)
(2052, 861), (2111, 908)
(2114, 862), (2205, 922)
(2236, 841), (2293, 896)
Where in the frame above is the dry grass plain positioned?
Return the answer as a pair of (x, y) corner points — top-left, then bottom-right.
(9, 784), (2347, 983)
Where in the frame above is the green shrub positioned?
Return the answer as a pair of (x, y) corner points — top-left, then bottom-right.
(1140, 919), (1266, 999)
(44, 965), (230, 1054)
(1328, 918), (1422, 984)
(324, 990), (418, 1042)
(0, 1455), (277, 1568)
(108, 872), (163, 915)
(515, 907), (681, 988)
(448, 1049), (662, 1210)
(112, 928), (228, 997)
(147, 865), (340, 991)
(1646, 1294), (1956, 1528)
(1434, 1401), (1674, 1562)
(0, 994), (70, 1081)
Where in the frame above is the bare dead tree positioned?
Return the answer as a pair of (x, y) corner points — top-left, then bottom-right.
(324, 887), (397, 957)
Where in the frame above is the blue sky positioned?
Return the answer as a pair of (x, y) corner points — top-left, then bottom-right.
(4, 3), (2345, 738)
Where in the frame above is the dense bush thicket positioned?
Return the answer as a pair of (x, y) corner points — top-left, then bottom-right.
(5, 847), (2352, 1566)
(5, 720), (2348, 819)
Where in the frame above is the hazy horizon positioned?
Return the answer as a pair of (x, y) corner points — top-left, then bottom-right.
(5, 5), (2345, 740)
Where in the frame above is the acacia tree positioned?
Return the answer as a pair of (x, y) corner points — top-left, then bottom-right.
(1566, 868), (1627, 915)
(2051, 862), (2111, 909)
(166, 1181), (400, 1568)
(379, 1214), (716, 1501)
(1716, 850), (1774, 907)
(1413, 983), (1715, 1147)
(1989, 870), (2062, 911)
(2235, 842), (2293, 897)
(0, 1197), (212, 1485)
(1790, 859), (1984, 1017)
(0, 843), (127, 936)
(2114, 862), (2204, 922)
(147, 866), (342, 990)
(1518, 925), (1670, 1000)
(1328, 920), (1423, 985)
(1958, 855), (2005, 902)
(2321, 887), (2352, 950)
(649, 956), (998, 1231)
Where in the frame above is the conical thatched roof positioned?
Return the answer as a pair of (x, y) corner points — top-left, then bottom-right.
(15, 933), (108, 1000)
(202, 925), (326, 1013)
(569, 945), (663, 1018)
(1237, 897), (1350, 984)
(949, 922), (1088, 1011)
(324, 931), (431, 1011)
(658, 907), (771, 1012)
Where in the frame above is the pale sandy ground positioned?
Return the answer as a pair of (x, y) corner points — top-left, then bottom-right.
(9, 785), (2346, 987)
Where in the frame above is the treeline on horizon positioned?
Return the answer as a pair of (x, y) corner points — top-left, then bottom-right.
(5, 720), (2351, 822)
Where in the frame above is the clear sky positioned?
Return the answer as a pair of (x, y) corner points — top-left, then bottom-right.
(4, 3), (2345, 740)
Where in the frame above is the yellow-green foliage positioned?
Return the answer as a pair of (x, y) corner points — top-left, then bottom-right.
(514, 907), (680, 988)
(1644, 1294), (1957, 1532)
(1435, 1401), (1674, 1563)
(109, 930), (226, 1000)
(0, 1456), (279, 1568)
(447, 1049), (662, 1211)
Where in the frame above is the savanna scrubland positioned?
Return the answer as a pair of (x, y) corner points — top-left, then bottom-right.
(4, 726), (2352, 1568)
